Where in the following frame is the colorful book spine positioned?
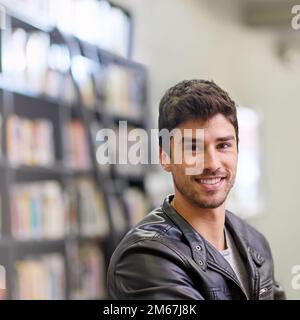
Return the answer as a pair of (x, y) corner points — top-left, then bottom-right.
(67, 242), (106, 300)
(7, 115), (55, 167)
(10, 181), (65, 240)
(15, 254), (65, 300)
(65, 121), (92, 169)
(65, 178), (109, 237)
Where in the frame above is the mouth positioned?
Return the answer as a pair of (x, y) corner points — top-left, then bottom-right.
(194, 176), (226, 190)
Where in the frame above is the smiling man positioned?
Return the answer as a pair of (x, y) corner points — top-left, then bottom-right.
(107, 79), (285, 300)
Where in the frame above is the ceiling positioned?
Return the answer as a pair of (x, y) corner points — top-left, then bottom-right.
(237, 0), (299, 29)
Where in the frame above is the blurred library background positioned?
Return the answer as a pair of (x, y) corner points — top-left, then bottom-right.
(0, 0), (300, 300)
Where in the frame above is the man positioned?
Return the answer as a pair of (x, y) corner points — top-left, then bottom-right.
(107, 79), (285, 300)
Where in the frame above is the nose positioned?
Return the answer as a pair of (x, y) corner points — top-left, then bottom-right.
(203, 147), (221, 173)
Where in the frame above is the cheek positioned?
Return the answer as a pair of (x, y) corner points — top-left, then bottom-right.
(232, 156), (238, 172)
(224, 153), (238, 171)
(171, 164), (191, 182)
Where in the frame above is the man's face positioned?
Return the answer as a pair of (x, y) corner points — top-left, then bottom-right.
(161, 114), (238, 209)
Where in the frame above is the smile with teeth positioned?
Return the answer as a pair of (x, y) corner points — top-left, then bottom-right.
(196, 177), (223, 185)
(198, 178), (221, 184)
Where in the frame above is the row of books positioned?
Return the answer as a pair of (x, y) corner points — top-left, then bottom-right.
(14, 241), (106, 300)
(72, 58), (146, 119)
(65, 178), (109, 237)
(6, 115), (94, 169)
(73, 59), (146, 120)
(15, 253), (65, 300)
(52, 0), (131, 57)
(2, 27), (144, 118)
(64, 120), (92, 169)
(10, 181), (66, 240)
(104, 65), (145, 120)
(123, 187), (149, 228)
(7, 115), (55, 167)
(2, 28), (77, 103)
(15, 253), (66, 300)
(106, 192), (127, 233)
(111, 123), (146, 177)
(71, 55), (99, 109)
(2, 0), (131, 57)
(67, 242), (106, 299)
(10, 179), (110, 240)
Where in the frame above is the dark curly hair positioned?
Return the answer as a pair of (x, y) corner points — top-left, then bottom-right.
(158, 79), (238, 149)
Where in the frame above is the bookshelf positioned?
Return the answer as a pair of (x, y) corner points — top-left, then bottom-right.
(0, 1), (150, 300)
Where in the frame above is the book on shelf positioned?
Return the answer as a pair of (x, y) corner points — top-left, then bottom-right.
(2, 27), (77, 103)
(0, 2), (145, 302)
(3, 28), (48, 94)
(71, 56), (98, 109)
(24, 31), (51, 94)
(42, 67), (64, 99)
(10, 178), (110, 240)
(123, 187), (149, 227)
(65, 178), (109, 237)
(92, 121), (145, 176)
(7, 115), (55, 167)
(90, 121), (112, 175)
(64, 183), (79, 236)
(2, 27), (140, 111)
(113, 123), (145, 177)
(67, 241), (106, 300)
(49, 0), (131, 57)
(104, 64), (144, 120)
(107, 193), (127, 233)
(63, 73), (78, 106)
(10, 181), (66, 240)
(15, 253), (65, 300)
(2, 0), (131, 57)
(64, 120), (92, 170)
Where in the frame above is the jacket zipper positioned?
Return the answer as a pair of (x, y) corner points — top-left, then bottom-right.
(246, 248), (260, 300)
(251, 265), (260, 300)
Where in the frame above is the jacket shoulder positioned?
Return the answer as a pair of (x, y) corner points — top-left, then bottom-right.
(122, 206), (184, 244)
(108, 206), (191, 275)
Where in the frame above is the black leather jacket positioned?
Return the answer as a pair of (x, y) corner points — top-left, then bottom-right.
(107, 195), (286, 300)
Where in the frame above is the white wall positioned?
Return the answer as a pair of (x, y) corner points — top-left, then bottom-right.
(113, 0), (300, 299)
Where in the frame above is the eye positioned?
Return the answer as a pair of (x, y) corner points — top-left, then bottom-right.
(217, 142), (232, 149)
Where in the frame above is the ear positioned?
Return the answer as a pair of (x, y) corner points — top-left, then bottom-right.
(159, 146), (172, 172)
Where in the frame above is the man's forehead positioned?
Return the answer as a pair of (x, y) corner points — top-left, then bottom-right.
(173, 116), (236, 143)
(177, 114), (234, 130)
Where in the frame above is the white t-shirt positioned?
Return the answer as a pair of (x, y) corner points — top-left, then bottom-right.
(221, 228), (250, 299)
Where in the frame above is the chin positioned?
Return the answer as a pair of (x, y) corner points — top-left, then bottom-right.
(198, 203), (224, 209)
(193, 195), (227, 209)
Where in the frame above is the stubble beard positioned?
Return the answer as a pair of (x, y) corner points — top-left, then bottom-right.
(173, 174), (235, 209)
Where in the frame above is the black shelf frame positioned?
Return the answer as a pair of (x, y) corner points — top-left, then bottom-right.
(0, 5), (150, 300)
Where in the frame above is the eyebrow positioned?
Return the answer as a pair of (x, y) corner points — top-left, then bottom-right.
(181, 135), (235, 144)
(216, 135), (235, 142)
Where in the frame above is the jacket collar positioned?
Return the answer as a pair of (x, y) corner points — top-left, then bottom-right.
(162, 195), (208, 270)
(225, 212), (265, 266)
(162, 194), (265, 270)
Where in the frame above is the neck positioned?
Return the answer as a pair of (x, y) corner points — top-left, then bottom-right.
(172, 192), (226, 251)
